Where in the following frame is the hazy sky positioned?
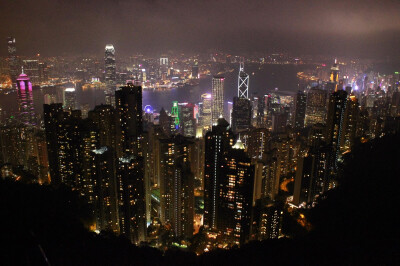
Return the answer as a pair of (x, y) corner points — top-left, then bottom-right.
(1, 0), (400, 57)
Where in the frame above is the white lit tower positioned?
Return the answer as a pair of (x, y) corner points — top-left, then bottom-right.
(105, 44), (116, 106)
(212, 76), (225, 125)
(232, 59), (252, 133)
(238, 58), (249, 99)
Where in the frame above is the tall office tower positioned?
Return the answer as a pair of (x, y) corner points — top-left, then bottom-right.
(339, 94), (359, 154)
(191, 61), (199, 79)
(34, 131), (50, 184)
(171, 101), (180, 133)
(200, 93), (212, 130)
(159, 56), (168, 80)
(204, 118), (234, 229)
(241, 128), (269, 159)
(115, 82), (143, 156)
(117, 155), (146, 244)
(23, 60), (40, 84)
(16, 71), (36, 126)
(0, 125), (28, 167)
(38, 62), (48, 83)
(158, 135), (194, 239)
(231, 61), (251, 134)
(271, 113), (287, 133)
(180, 103), (196, 137)
(231, 97), (252, 134)
(308, 123), (326, 148)
(43, 103), (64, 186)
(293, 145), (333, 206)
(326, 89), (348, 165)
(255, 202), (283, 240)
(237, 61), (249, 99)
(304, 87), (328, 127)
(159, 107), (172, 136)
(91, 147), (120, 233)
(88, 104), (119, 155)
(293, 90), (307, 129)
(211, 76), (224, 125)
(223, 140), (254, 245)
(257, 96), (267, 128)
(7, 37), (18, 83)
(327, 59), (339, 92)
(105, 44), (116, 106)
(63, 88), (77, 110)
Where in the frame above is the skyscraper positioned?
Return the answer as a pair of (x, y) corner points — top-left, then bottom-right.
(63, 88), (77, 110)
(339, 93), (359, 154)
(115, 82), (143, 156)
(200, 93), (212, 130)
(158, 135), (194, 239)
(327, 59), (339, 92)
(91, 147), (120, 233)
(237, 61), (249, 99)
(105, 44), (116, 106)
(7, 37), (18, 83)
(231, 62), (252, 134)
(212, 76), (224, 125)
(204, 118), (234, 230)
(231, 97), (252, 134)
(326, 89), (348, 165)
(23, 60), (40, 85)
(304, 87), (328, 127)
(43, 103), (64, 186)
(294, 90), (307, 129)
(180, 103), (196, 137)
(16, 70), (36, 126)
(117, 155), (146, 244)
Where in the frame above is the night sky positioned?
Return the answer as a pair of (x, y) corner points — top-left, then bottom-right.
(1, 0), (400, 57)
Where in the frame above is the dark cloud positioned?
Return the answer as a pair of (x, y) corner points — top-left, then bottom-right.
(1, 0), (399, 56)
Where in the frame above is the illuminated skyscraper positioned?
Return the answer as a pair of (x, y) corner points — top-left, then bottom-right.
(327, 59), (339, 92)
(304, 87), (327, 127)
(204, 118), (234, 230)
(115, 82), (143, 156)
(158, 135), (194, 238)
(63, 88), (77, 110)
(237, 60), (249, 99)
(180, 103), (196, 137)
(16, 70), (36, 126)
(231, 62), (252, 134)
(192, 61), (199, 79)
(7, 37), (18, 83)
(200, 93), (212, 130)
(326, 89), (348, 166)
(231, 97), (252, 134)
(339, 93), (359, 154)
(293, 90), (307, 129)
(212, 76), (224, 125)
(23, 60), (40, 85)
(105, 44), (116, 106)
(91, 147), (120, 233)
(117, 155), (146, 244)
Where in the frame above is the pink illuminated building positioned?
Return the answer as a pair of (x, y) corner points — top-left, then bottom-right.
(16, 69), (36, 126)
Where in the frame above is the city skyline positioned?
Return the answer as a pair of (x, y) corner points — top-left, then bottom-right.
(1, 1), (400, 264)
